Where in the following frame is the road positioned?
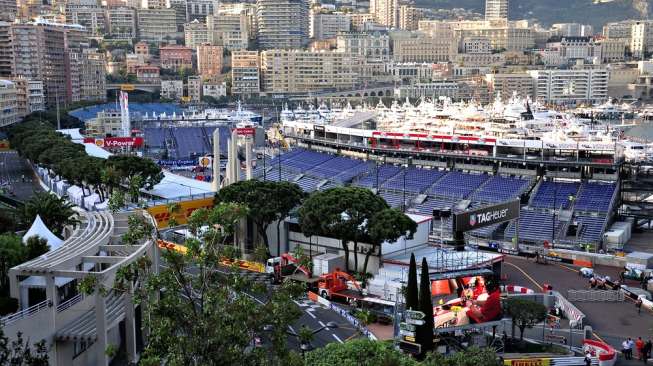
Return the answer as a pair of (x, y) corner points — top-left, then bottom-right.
(503, 255), (653, 350)
(0, 150), (42, 201)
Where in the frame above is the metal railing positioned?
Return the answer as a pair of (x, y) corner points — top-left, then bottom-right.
(567, 290), (624, 302)
(57, 293), (85, 313)
(0, 299), (51, 326)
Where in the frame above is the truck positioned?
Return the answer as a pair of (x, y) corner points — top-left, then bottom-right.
(317, 270), (365, 304)
(266, 253), (316, 284)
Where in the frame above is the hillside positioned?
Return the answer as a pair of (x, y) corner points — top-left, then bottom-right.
(414, 0), (651, 29)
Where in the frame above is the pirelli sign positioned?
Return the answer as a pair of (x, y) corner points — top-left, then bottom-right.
(454, 199), (520, 233)
(503, 359), (550, 366)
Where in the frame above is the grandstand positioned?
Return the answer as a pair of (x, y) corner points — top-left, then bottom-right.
(250, 147), (616, 249)
(143, 126), (232, 159)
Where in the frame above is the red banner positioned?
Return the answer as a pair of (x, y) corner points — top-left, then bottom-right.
(235, 127), (256, 136)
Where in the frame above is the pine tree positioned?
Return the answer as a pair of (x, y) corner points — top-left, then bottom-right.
(418, 257), (435, 354)
(405, 253), (419, 310)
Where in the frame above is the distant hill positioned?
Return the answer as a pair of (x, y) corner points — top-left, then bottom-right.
(415, 0), (651, 29)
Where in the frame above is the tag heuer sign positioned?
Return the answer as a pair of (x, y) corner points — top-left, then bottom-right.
(405, 310), (425, 320)
(455, 199), (520, 232)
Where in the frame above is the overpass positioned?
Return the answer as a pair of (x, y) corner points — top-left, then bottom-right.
(106, 83), (160, 93)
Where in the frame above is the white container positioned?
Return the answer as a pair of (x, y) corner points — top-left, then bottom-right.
(603, 229), (625, 245)
(611, 221), (632, 242)
(312, 253), (345, 276)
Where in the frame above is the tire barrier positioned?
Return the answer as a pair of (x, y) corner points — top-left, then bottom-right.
(583, 339), (617, 366)
(501, 285), (535, 294)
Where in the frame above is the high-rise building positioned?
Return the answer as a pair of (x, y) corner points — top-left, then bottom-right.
(0, 80), (19, 127)
(256, 0), (309, 49)
(484, 73), (535, 100)
(0, 0), (17, 22)
(80, 50), (107, 102)
(260, 49), (360, 94)
(137, 8), (178, 42)
(528, 67), (609, 104)
(231, 50), (260, 96)
(208, 4), (254, 50)
(186, 0), (218, 22)
(65, 2), (107, 36)
(106, 7), (136, 40)
(631, 21), (653, 59)
(187, 75), (202, 101)
(169, 0), (189, 30)
(310, 11), (350, 40)
(485, 0), (508, 21)
(0, 22), (12, 78)
(370, 0), (398, 27)
(184, 19), (209, 48)
(11, 76), (45, 117)
(398, 6), (421, 31)
(197, 44), (223, 78)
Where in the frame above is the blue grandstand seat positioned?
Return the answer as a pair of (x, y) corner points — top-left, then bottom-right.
(531, 181), (580, 209)
(428, 171), (488, 199)
(574, 183), (616, 213)
(471, 176), (531, 203)
(504, 209), (562, 242)
(382, 167), (445, 193)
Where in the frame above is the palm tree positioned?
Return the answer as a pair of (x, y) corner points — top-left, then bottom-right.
(21, 193), (79, 237)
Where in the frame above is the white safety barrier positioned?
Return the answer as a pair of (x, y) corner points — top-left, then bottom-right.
(501, 285), (535, 294)
(552, 291), (585, 329)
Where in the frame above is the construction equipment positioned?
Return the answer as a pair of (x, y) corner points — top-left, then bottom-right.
(266, 253), (313, 284)
(317, 270), (364, 302)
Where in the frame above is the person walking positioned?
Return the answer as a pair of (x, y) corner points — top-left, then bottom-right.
(645, 340), (653, 364)
(584, 351), (592, 366)
(637, 337), (645, 361)
(637, 298), (644, 314)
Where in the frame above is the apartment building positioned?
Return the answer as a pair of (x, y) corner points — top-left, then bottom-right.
(80, 50), (107, 102)
(184, 19), (209, 48)
(631, 21), (653, 59)
(551, 23), (593, 37)
(134, 42), (150, 60)
(161, 80), (184, 99)
(231, 50), (261, 95)
(310, 11), (350, 40)
(197, 44), (223, 78)
(484, 73), (535, 100)
(207, 4), (253, 50)
(370, 0), (398, 28)
(336, 31), (390, 62)
(260, 49), (359, 94)
(186, 0), (219, 22)
(596, 38), (626, 63)
(11, 76), (45, 117)
(347, 13), (375, 31)
(203, 80), (227, 98)
(528, 67), (609, 104)
(160, 45), (193, 71)
(0, 22), (11, 77)
(137, 8), (178, 42)
(256, 0), (309, 49)
(391, 31), (457, 63)
(485, 0), (508, 21)
(398, 6), (421, 31)
(136, 66), (160, 84)
(187, 76), (202, 102)
(0, 80), (19, 127)
(0, 0), (17, 22)
(65, 2), (106, 36)
(106, 7), (136, 40)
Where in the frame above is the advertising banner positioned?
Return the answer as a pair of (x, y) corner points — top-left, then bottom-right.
(147, 197), (214, 228)
(454, 199), (520, 232)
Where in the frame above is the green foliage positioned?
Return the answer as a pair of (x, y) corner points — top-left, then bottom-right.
(365, 208), (417, 274)
(0, 329), (49, 366)
(216, 180), (305, 255)
(504, 297), (547, 340)
(304, 339), (419, 366)
(355, 309), (377, 326)
(406, 253), (418, 311)
(121, 214), (154, 246)
(20, 192), (79, 237)
(422, 346), (499, 366)
(108, 190), (126, 213)
(297, 325), (314, 346)
(298, 187), (388, 272)
(418, 257), (434, 354)
(24, 236), (50, 262)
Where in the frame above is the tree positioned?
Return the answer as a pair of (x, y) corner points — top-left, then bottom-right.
(304, 339), (418, 366)
(298, 187), (388, 272)
(366, 208), (417, 275)
(418, 257), (434, 354)
(405, 253), (419, 311)
(504, 297), (547, 341)
(0, 328), (49, 366)
(0, 234), (25, 297)
(20, 192), (79, 237)
(422, 346), (499, 366)
(24, 236), (50, 261)
(82, 203), (305, 365)
(216, 180), (305, 256)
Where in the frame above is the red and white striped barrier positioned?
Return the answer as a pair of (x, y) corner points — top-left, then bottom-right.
(501, 285), (535, 294)
(583, 339), (616, 366)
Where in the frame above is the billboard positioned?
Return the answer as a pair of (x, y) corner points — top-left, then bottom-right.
(147, 197), (214, 228)
(454, 199), (520, 233)
(84, 137), (144, 148)
(235, 127), (256, 136)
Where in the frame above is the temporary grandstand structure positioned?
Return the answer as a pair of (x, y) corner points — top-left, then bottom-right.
(22, 215), (63, 248)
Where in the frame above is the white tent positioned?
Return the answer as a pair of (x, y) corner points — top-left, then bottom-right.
(22, 215), (64, 249)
